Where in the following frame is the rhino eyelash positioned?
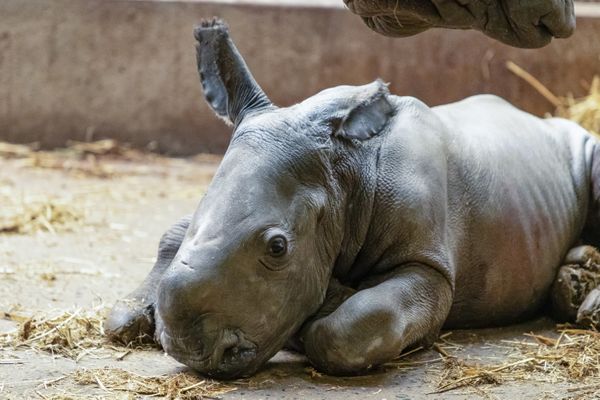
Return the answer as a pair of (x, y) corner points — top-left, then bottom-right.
(261, 227), (293, 241)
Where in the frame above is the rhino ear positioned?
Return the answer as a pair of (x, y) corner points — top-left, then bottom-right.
(332, 80), (394, 141)
(194, 19), (273, 126)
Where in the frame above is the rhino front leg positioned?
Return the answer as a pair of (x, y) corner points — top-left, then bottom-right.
(105, 215), (191, 345)
(300, 265), (452, 375)
(550, 245), (600, 324)
(285, 279), (357, 352)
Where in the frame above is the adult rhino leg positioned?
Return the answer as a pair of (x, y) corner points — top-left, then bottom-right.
(105, 215), (191, 345)
(299, 265), (452, 376)
(550, 245), (600, 326)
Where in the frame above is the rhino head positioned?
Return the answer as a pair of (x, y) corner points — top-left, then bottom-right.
(156, 19), (394, 378)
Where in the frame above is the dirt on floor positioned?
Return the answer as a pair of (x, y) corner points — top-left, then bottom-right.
(0, 144), (599, 400)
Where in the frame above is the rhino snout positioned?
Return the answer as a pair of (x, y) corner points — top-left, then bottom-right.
(157, 260), (217, 321)
(159, 322), (258, 379)
(156, 262), (261, 377)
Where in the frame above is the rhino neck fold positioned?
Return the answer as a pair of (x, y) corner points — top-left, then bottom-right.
(328, 139), (382, 285)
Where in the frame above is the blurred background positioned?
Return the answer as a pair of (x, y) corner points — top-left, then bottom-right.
(1, 0), (599, 155)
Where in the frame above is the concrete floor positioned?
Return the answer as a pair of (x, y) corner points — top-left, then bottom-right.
(0, 153), (589, 399)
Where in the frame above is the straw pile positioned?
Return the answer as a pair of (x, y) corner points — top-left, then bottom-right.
(431, 326), (600, 395)
(0, 142), (33, 158)
(69, 368), (236, 399)
(0, 139), (152, 179)
(0, 139), (145, 160)
(0, 308), (110, 360)
(0, 308), (237, 398)
(506, 61), (600, 137)
(556, 76), (600, 136)
(0, 139), (159, 235)
(0, 194), (82, 234)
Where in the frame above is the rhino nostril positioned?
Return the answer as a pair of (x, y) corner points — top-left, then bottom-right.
(180, 259), (189, 266)
(218, 329), (257, 366)
(221, 343), (257, 367)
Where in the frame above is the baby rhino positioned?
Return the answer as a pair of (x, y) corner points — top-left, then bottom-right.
(106, 19), (600, 379)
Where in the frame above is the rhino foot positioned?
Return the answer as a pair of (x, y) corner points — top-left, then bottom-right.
(551, 245), (600, 322)
(577, 287), (600, 329)
(105, 215), (191, 347)
(105, 298), (158, 346)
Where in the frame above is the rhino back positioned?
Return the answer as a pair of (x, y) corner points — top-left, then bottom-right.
(364, 95), (595, 327)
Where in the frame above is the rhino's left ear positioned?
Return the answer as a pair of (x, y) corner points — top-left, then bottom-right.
(332, 80), (395, 141)
(194, 18), (273, 126)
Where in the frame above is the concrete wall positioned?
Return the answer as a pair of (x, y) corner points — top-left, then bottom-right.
(1, 0), (600, 155)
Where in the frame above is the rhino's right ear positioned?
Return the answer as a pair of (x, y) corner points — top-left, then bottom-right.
(330, 80), (394, 141)
(194, 19), (273, 126)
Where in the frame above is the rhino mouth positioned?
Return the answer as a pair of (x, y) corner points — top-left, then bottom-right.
(159, 327), (258, 379)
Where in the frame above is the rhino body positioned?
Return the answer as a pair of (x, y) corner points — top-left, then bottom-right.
(106, 20), (600, 378)
(394, 95), (592, 327)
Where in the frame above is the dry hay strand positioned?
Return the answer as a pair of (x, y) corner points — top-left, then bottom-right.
(0, 193), (82, 235)
(506, 61), (600, 137)
(71, 368), (235, 399)
(433, 326), (600, 394)
(0, 308), (108, 360)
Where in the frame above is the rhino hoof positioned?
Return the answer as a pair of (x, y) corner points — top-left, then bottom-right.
(550, 265), (583, 321)
(105, 299), (156, 346)
(551, 261), (600, 322)
(577, 287), (600, 329)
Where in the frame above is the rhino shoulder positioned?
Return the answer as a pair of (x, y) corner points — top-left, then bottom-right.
(388, 95), (447, 131)
(434, 94), (515, 114)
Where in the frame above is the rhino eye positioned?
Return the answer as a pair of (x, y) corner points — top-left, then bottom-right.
(268, 236), (287, 258)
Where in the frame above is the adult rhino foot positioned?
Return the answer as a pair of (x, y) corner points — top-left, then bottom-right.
(551, 245), (600, 322)
(577, 287), (600, 329)
(105, 299), (157, 346)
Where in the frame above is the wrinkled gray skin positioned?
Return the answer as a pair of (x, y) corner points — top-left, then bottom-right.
(106, 19), (600, 379)
(344, 0), (575, 48)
